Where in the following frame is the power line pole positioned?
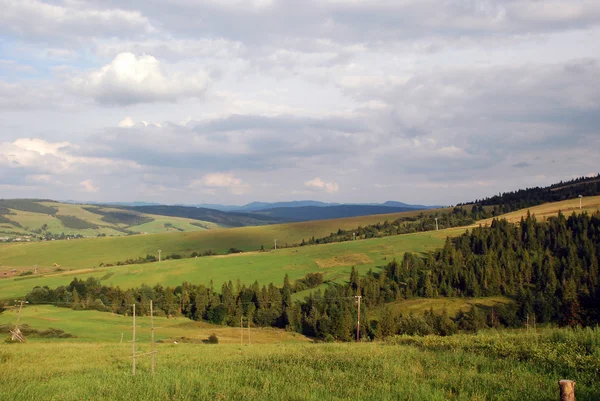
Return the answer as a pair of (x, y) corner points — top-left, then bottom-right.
(158, 250), (162, 262)
(435, 217), (439, 231)
(150, 300), (155, 375)
(132, 303), (136, 376)
(579, 195), (583, 210)
(240, 316), (243, 346)
(274, 239), (277, 250)
(10, 300), (26, 342)
(355, 295), (362, 342)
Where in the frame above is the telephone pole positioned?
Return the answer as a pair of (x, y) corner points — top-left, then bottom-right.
(150, 300), (155, 375)
(132, 304), (136, 376)
(274, 239), (277, 250)
(435, 217), (439, 231)
(158, 250), (162, 262)
(355, 295), (362, 342)
(578, 195), (583, 210)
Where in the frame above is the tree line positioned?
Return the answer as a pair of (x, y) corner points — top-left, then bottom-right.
(23, 212), (600, 340)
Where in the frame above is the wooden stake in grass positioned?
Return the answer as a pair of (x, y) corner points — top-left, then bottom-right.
(10, 300), (26, 343)
(132, 304), (136, 376)
(355, 295), (362, 342)
(151, 300), (155, 375)
(559, 380), (575, 401)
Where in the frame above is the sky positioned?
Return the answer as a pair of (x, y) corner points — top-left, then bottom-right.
(1, 0), (599, 206)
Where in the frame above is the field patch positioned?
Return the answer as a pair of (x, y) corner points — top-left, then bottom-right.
(314, 253), (373, 268)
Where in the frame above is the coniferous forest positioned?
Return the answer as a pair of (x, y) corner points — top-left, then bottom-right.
(25, 212), (600, 341)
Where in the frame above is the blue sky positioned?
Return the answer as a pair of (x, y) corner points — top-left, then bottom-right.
(1, 0), (599, 205)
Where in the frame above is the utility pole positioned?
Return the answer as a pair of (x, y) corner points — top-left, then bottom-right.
(132, 304), (136, 376)
(274, 239), (277, 250)
(435, 217), (439, 231)
(353, 232), (356, 241)
(578, 195), (583, 210)
(240, 316), (243, 346)
(150, 300), (155, 375)
(355, 295), (362, 342)
(158, 250), (162, 262)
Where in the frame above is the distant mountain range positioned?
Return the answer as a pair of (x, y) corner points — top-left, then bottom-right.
(186, 200), (436, 212)
(57, 200), (438, 227)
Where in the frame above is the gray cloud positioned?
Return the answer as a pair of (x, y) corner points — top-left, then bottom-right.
(0, 1), (599, 204)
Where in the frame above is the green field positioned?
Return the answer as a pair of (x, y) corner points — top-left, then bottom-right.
(369, 296), (513, 319)
(0, 201), (220, 240)
(0, 305), (306, 344)
(0, 228), (464, 300)
(0, 208), (456, 270)
(1, 333), (598, 400)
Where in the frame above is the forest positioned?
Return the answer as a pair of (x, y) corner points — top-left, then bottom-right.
(23, 212), (600, 341)
(465, 174), (600, 212)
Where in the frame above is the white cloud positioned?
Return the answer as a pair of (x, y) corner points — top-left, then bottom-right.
(71, 52), (210, 105)
(189, 172), (248, 195)
(305, 177), (339, 193)
(200, 172), (242, 188)
(118, 116), (135, 128)
(79, 179), (98, 193)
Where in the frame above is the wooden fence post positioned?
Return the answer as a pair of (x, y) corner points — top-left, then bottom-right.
(559, 380), (575, 401)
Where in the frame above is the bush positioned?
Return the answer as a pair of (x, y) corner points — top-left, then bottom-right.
(207, 334), (219, 344)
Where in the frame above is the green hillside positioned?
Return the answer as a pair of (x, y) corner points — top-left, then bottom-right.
(0, 206), (454, 269)
(0, 305), (306, 344)
(0, 228), (461, 300)
(0, 200), (220, 241)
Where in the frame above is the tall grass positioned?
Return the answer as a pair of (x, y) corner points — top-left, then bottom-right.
(388, 327), (600, 385)
(2, 341), (599, 401)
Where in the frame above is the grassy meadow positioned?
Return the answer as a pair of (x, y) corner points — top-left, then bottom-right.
(0, 206), (454, 270)
(1, 334), (598, 401)
(0, 305), (306, 344)
(0, 228), (463, 300)
(0, 201), (220, 239)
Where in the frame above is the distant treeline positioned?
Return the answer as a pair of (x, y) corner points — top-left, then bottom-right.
(23, 212), (600, 341)
(462, 174), (600, 212)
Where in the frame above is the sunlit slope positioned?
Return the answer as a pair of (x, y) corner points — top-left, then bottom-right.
(0, 305), (308, 344)
(0, 228), (464, 299)
(0, 207), (453, 269)
(0, 201), (220, 238)
(478, 195), (600, 225)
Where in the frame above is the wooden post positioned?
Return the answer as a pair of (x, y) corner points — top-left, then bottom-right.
(247, 318), (251, 345)
(132, 304), (136, 376)
(151, 300), (155, 375)
(355, 295), (362, 342)
(559, 380), (575, 401)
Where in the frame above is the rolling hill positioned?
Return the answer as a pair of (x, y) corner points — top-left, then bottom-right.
(0, 226), (460, 300)
(0, 200), (221, 241)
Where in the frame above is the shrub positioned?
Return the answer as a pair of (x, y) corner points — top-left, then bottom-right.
(207, 334), (219, 344)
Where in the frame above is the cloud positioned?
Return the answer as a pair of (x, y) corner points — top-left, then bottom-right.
(71, 52), (210, 105)
(199, 172), (242, 188)
(118, 116), (135, 128)
(0, 0), (155, 41)
(79, 179), (98, 193)
(512, 162), (532, 168)
(305, 177), (339, 193)
(189, 172), (248, 195)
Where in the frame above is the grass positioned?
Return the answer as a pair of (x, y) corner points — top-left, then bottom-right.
(0, 202), (221, 240)
(0, 305), (307, 344)
(0, 228), (462, 299)
(0, 208), (458, 269)
(477, 195), (600, 225)
(369, 296), (513, 319)
(1, 337), (598, 400)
